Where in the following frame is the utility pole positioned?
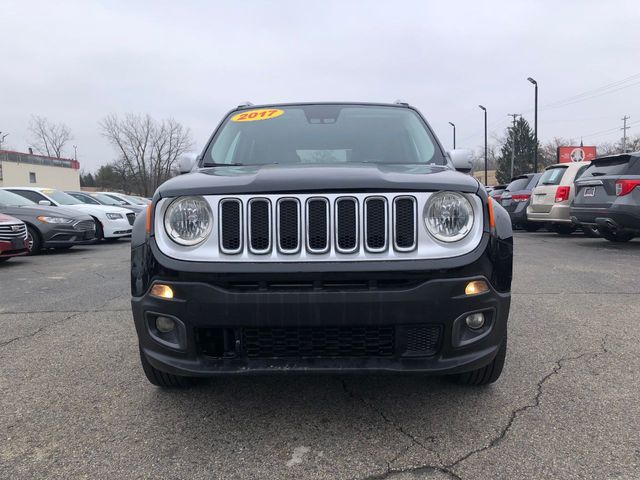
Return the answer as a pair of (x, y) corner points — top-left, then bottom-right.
(448, 122), (456, 149)
(478, 105), (488, 185)
(73, 145), (78, 160)
(507, 114), (520, 180)
(621, 115), (630, 152)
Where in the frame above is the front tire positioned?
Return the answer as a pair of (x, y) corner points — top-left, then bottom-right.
(449, 337), (507, 386)
(26, 225), (42, 255)
(598, 227), (635, 242)
(139, 346), (194, 388)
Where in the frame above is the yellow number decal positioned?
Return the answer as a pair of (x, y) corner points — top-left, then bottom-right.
(231, 109), (284, 122)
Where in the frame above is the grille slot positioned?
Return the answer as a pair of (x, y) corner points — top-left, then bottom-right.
(277, 199), (300, 253)
(220, 199), (242, 253)
(335, 197), (358, 253)
(306, 198), (329, 253)
(73, 220), (96, 232)
(126, 213), (135, 226)
(248, 199), (271, 253)
(393, 196), (417, 251)
(404, 325), (441, 356)
(242, 326), (395, 358)
(365, 197), (387, 252)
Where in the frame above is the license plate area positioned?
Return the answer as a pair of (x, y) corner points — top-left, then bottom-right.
(583, 187), (596, 197)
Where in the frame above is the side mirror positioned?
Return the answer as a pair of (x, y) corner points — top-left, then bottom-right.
(178, 155), (198, 174)
(448, 149), (474, 174)
(38, 200), (52, 206)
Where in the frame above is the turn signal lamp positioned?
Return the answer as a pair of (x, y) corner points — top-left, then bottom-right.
(150, 284), (174, 299)
(465, 280), (489, 296)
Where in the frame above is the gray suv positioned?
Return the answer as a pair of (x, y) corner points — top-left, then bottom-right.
(571, 153), (640, 242)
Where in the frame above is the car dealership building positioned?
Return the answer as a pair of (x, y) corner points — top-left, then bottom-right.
(0, 149), (81, 190)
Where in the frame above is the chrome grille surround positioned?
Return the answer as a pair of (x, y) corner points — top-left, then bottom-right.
(276, 198), (301, 254)
(392, 196), (417, 252)
(219, 199), (243, 254)
(306, 197), (330, 254)
(248, 198), (272, 254)
(154, 192), (484, 263)
(0, 223), (27, 241)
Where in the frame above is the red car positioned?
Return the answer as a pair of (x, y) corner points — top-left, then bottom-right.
(0, 213), (30, 262)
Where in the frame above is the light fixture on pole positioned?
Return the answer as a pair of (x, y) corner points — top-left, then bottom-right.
(478, 105), (487, 185)
(448, 122), (456, 149)
(527, 77), (538, 172)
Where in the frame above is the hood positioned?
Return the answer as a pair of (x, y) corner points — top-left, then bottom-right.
(0, 204), (91, 220)
(0, 212), (23, 224)
(157, 163), (480, 198)
(61, 204), (132, 215)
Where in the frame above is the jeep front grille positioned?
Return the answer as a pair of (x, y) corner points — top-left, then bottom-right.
(216, 193), (415, 257)
(154, 192), (485, 263)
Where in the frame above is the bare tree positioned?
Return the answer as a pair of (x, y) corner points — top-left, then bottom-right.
(100, 113), (193, 196)
(28, 115), (73, 158)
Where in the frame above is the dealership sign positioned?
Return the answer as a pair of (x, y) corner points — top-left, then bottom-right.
(557, 146), (597, 163)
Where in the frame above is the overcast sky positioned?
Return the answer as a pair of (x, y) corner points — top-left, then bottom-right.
(2, 0), (639, 171)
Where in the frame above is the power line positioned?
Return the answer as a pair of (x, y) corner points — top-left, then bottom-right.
(542, 72), (640, 109)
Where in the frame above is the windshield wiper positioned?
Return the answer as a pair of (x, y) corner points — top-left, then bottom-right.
(202, 162), (246, 167)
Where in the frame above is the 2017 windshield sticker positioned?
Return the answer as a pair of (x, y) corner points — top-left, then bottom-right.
(231, 109), (284, 122)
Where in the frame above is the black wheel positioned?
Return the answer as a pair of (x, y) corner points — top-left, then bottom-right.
(449, 337), (507, 386)
(26, 225), (42, 255)
(94, 220), (104, 240)
(598, 227), (634, 243)
(139, 346), (194, 388)
(581, 225), (600, 238)
(523, 222), (542, 232)
(553, 224), (576, 235)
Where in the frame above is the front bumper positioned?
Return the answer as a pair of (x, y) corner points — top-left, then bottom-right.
(102, 218), (133, 238)
(0, 238), (29, 258)
(131, 234), (512, 376)
(42, 225), (96, 247)
(527, 203), (571, 223)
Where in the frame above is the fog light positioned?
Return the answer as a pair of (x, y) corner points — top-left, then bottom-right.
(156, 316), (175, 333)
(150, 284), (174, 299)
(465, 312), (485, 329)
(465, 280), (489, 296)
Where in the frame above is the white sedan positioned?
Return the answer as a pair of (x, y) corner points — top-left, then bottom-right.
(2, 187), (134, 240)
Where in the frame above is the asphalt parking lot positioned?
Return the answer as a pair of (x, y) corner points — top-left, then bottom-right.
(1, 233), (639, 480)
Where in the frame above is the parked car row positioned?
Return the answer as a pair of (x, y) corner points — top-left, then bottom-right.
(493, 152), (640, 242)
(0, 187), (147, 260)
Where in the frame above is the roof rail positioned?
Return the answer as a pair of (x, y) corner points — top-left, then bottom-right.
(237, 101), (254, 108)
(394, 99), (409, 106)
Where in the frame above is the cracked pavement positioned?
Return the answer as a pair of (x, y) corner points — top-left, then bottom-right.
(1, 233), (639, 479)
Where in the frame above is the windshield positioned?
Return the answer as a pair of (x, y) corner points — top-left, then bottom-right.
(70, 193), (100, 205)
(204, 105), (444, 167)
(506, 177), (531, 192)
(580, 157), (637, 177)
(0, 189), (36, 207)
(43, 189), (83, 205)
(539, 167), (567, 186)
(95, 193), (126, 205)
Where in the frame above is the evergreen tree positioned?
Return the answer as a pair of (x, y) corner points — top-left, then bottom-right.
(495, 117), (539, 184)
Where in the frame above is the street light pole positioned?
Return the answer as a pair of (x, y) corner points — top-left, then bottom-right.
(448, 122), (456, 149)
(478, 105), (487, 185)
(527, 77), (538, 172)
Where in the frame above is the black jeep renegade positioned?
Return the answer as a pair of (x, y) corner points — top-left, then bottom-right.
(131, 102), (513, 387)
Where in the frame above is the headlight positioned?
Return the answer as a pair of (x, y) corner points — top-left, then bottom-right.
(424, 191), (474, 242)
(106, 212), (123, 219)
(164, 196), (213, 246)
(36, 216), (74, 224)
